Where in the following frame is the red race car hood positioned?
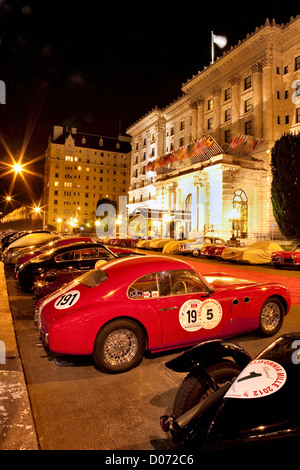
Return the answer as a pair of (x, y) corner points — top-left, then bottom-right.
(202, 273), (260, 289)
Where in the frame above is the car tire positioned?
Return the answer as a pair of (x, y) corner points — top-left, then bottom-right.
(192, 249), (200, 257)
(258, 296), (285, 337)
(93, 319), (146, 373)
(172, 360), (242, 419)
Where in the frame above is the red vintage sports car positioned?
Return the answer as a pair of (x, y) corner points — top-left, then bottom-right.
(271, 244), (300, 269)
(35, 255), (291, 374)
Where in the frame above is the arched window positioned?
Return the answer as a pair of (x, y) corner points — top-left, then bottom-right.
(183, 193), (192, 237)
(185, 193), (192, 211)
(233, 189), (248, 238)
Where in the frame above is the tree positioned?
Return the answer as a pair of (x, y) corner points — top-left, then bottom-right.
(271, 133), (300, 240)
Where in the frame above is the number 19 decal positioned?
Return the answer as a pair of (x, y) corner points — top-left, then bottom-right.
(179, 298), (222, 332)
(55, 290), (80, 309)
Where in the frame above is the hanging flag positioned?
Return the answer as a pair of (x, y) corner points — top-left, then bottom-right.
(213, 34), (227, 48)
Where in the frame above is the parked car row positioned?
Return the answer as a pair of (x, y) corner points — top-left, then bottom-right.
(1, 229), (297, 450)
(0, 229), (142, 297)
(108, 231), (299, 269)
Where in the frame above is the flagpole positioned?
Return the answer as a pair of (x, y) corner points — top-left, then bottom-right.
(211, 31), (214, 64)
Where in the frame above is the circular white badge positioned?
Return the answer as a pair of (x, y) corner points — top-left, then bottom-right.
(225, 359), (287, 399)
(54, 290), (80, 310)
(179, 298), (223, 332)
(179, 299), (202, 332)
(199, 299), (223, 330)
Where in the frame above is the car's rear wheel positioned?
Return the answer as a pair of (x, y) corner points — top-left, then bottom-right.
(173, 360), (242, 419)
(93, 319), (146, 373)
(258, 296), (284, 336)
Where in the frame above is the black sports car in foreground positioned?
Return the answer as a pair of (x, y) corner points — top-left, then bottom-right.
(161, 332), (300, 450)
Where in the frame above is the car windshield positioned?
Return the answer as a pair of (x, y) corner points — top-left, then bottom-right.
(34, 251), (53, 261)
(78, 269), (108, 287)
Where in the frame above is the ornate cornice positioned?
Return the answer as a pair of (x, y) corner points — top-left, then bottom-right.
(229, 75), (240, 86)
(261, 53), (273, 67)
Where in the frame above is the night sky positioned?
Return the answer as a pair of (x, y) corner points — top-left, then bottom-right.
(0, 0), (298, 215)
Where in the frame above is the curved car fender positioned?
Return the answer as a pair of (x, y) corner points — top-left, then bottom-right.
(47, 299), (162, 355)
(165, 339), (252, 373)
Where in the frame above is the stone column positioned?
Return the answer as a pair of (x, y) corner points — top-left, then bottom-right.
(251, 61), (263, 139)
(212, 87), (221, 142)
(189, 101), (198, 141)
(155, 120), (166, 157)
(197, 98), (205, 139)
(193, 175), (203, 232)
(262, 53), (274, 143)
(230, 75), (240, 139)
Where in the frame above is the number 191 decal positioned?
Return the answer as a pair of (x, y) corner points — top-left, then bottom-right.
(55, 290), (80, 309)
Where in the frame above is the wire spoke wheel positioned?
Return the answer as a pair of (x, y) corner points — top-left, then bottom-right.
(93, 319), (146, 373)
(259, 296), (284, 336)
(104, 329), (138, 366)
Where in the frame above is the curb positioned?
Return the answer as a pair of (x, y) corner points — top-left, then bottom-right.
(0, 262), (39, 450)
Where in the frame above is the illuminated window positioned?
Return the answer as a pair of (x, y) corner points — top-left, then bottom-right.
(232, 189), (248, 238)
(244, 76), (252, 90)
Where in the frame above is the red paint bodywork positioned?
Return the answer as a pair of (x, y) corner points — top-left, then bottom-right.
(35, 255), (291, 357)
(202, 244), (227, 258)
(272, 245), (300, 269)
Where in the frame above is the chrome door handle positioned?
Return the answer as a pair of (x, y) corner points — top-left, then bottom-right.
(159, 306), (178, 311)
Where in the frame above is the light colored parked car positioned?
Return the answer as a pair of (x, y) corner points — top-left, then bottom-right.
(221, 241), (283, 264)
(179, 236), (226, 257)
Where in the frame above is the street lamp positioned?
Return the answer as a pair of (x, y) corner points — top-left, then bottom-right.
(13, 162), (23, 174)
(32, 205), (46, 230)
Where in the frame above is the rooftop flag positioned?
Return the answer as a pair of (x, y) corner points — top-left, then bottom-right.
(213, 34), (227, 48)
(211, 31), (227, 63)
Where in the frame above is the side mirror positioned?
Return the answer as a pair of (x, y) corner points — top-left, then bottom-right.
(45, 272), (56, 283)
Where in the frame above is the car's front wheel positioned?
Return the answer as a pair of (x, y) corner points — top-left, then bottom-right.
(258, 296), (285, 336)
(93, 319), (146, 373)
(192, 249), (200, 257)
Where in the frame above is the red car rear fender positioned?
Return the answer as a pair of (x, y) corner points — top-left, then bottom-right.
(48, 300), (162, 355)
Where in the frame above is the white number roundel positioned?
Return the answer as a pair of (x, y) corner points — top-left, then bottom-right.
(179, 298), (223, 332)
(225, 359), (287, 399)
(54, 290), (80, 309)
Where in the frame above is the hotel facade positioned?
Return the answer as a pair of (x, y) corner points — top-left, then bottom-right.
(126, 16), (300, 241)
(43, 126), (131, 232)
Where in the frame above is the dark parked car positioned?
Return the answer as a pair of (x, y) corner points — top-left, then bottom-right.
(32, 246), (143, 298)
(17, 242), (118, 292)
(15, 236), (94, 268)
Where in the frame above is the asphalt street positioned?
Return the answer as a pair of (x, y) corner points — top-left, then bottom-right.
(1, 252), (300, 451)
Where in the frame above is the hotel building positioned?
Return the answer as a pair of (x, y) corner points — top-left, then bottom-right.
(43, 126), (131, 232)
(127, 16), (300, 241)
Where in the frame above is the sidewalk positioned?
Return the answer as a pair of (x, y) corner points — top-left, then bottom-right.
(0, 262), (39, 450)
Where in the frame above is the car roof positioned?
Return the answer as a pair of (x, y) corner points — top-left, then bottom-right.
(48, 242), (106, 254)
(101, 255), (196, 279)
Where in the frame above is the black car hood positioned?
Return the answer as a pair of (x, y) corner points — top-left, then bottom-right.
(204, 333), (300, 450)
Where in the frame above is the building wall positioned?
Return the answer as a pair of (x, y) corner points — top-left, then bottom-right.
(127, 16), (300, 241)
(43, 127), (131, 231)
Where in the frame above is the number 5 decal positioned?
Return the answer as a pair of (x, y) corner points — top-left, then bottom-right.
(199, 299), (222, 329)
(55, 290), (80, 309)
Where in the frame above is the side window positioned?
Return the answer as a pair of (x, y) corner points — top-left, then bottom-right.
(128, 273), (158, 299)
(55, 251), (75, 261)
(159, 270), (207, 296)
(80, 248), (97, 259)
